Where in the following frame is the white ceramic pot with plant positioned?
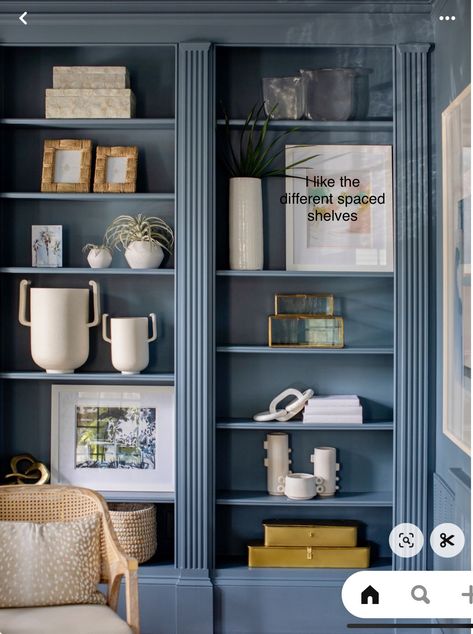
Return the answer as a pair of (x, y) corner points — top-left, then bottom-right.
(83, 243), (113, 269)
(222, 103), (315, 270)
(105, 214), (174, 269)
(102, 313), (157, 374)
(18, 279), (101, 373)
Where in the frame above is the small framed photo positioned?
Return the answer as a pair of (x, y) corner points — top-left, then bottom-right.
(285, 145), (393, 272)
(41, 139), (92, 193)
(93, 145), (138, 193)
(32, 225), (63, 267)
(51, 385), (175, 492)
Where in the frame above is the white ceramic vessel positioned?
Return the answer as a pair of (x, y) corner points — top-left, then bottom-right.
(310, 446), (340, 497)
(125, 241), (164, 269)
(102, 313), (157, 374)
(264, 432), (292, 496)
(229, 177), (263, 270)
(18, 279), (101, 373)
(284, 473), (317, 500)
(87, 247), (112, 269)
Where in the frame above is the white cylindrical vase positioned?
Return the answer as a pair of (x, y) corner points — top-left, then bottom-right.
(229, 177), (263, 270)
(18, 279), (101, 373)
(310, 446), (340, 497)
(103, 313), (157, 374)
(264, 432), (292, 496)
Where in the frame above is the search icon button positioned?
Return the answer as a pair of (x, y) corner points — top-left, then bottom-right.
(411, 585), (430, 604)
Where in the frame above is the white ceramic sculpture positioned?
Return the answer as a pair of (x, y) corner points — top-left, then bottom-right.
(310, 446), (340, 497)
(18, 279), (101, 373)
(264, 432), (292, 496)
(254, 388), (314, 422)
(102, 313), (157, 374)
(229, 177), (263, 270)
(125, 241), (164, 269)
(284, 473), (317, 500)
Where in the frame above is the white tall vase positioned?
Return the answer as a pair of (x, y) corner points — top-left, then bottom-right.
(264, 432), (292, 496)
(229, 177), (263, 270)
(310, 446), (340, 497)
(102, 313), (157, 374)
(18, 279), (101, 373)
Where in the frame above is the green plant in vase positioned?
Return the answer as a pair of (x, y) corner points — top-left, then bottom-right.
(105, 214), (174, 270)
(82, 243), (113, 269)
(221, 102), (316, 271)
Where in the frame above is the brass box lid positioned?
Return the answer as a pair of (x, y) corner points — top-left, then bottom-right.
(263, 520), (358, 547)
(248, 544), (370, 568)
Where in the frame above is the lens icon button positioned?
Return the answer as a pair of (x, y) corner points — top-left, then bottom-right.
(389, 523), (424, 558)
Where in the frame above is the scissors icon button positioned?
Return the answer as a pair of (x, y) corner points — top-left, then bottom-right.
(439, 532), (455, 547)
(430, 523), (465, 558)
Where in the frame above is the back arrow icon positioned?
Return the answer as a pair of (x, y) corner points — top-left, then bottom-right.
(19, 11), (28, 25)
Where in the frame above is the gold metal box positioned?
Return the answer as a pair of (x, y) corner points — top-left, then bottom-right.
(263, 521), (358, 547)
(274, 293), (334, 316)
(248, 544), (370, 568)
(268, 315), (344, 348)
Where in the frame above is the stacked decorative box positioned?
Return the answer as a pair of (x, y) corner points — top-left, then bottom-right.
(46, 66), (135, 118)
(248, 521), (370, 568)
(303, 395), (363, 424)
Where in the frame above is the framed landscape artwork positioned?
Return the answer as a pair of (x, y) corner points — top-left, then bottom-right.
(51, 385), (175, 491)
(285, 145), (393, 272)
(442, 84), (471, 455)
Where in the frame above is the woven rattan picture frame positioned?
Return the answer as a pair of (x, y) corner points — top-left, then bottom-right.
(93, 145), (138, 193)
(41, 139), (92, 193)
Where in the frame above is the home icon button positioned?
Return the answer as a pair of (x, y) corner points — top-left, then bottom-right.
(361, 585), (380, 605)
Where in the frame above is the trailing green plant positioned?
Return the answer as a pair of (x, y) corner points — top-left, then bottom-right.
(221, 102), (317, 178)
(105, 214), (175, 254)
(82, 243), (112, 255)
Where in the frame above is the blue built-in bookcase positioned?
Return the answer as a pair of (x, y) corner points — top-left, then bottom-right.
(0, 3), (435, 633)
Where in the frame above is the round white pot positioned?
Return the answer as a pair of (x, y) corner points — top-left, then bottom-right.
(18, 279), (101, 373)
(229, 177), (263, 270)
(103, 313), (157, 374)
(125, 241), (164, 269)
(87, 248), (112, 269)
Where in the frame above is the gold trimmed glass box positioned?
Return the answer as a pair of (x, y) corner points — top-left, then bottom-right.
(263, 521), (358, 547)
(275, 293), (334, 316)
(248, 544), (370, 568)
(268, 315), (344, 348)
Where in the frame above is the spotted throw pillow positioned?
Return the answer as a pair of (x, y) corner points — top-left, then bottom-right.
(0, 514), (106, 608)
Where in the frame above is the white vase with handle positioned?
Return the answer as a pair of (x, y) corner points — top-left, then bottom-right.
(229, 177), (263, 270)
(264, 432), (292, 496)
(18, 279), (101, 373)
(310, 446), (340, 497)
(102, 313), (157, 374)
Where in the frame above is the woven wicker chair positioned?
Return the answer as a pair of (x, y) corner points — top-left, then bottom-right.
(0, 484), (139, 634)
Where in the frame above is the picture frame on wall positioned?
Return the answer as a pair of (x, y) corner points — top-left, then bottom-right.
(51, 385), (175, 492)
(41, 139), (92, 193)
(442, 84), (471, 455)
(93, 145), (138, 193)
(32, 224), (62, 267)
(285, 145), (393, 272)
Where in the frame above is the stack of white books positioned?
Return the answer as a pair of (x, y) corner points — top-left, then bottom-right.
(302, 395), (363, 424)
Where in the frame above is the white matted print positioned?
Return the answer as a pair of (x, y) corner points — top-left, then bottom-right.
(285, 145), (393, 272)
(32, 225), (62, 267)
(51, 385), (175, 492)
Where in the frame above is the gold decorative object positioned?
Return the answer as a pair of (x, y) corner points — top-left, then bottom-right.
(263, 521), (358, 548)
(248, 544), (370, 568)
(41, 139), (92, 193)
(5, 454), (50, 485)
(93, 146), (138, 193)
(268, 314), (344, 348)
(275, 293), (334, 316)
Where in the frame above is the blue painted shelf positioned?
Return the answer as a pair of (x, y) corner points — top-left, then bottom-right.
(216, 491), (393, 507)
(0, 118), (175, 130)
(0, 192), (174, 201)
(0, 372), (175, 383)
(212, 557), (392, 585)
(217, 270), (394, 278)
(216, 419), (394, 431)
(137, 563), (178, 581)
(217, 119), (393, 132)
(216, 345), (394, 354)
(103, 491), (175, 503)
(0, 267), (175, 276)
